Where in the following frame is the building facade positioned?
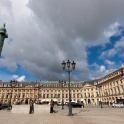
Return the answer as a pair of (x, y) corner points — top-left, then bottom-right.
(94, 65), (124, 104)
(0, 80), (98, 105)
(0, 65), (124, 105)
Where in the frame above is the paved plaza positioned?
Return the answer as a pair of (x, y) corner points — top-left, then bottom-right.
(0, 105), (124, 124)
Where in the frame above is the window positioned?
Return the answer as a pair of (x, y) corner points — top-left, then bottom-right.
(66, 94), (68, 98)
(47, 94), (49, 98)
(62, 94), (64, 98)
(58, 94), (60, 98)
(43, 94), (45, 98)
(77, 94), (79, 98)
(54, 94), (56, 98)
(88, 93), (90, 97)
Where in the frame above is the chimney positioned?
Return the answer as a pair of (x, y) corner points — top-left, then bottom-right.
(121, 64), (124, 68)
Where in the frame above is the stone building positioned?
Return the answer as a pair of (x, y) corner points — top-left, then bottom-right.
(0, 80), (98, 105)
(0, 65), (124, 105)
(94, 65), (124, 104)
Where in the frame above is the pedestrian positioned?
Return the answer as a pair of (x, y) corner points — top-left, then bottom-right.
(108, 101), (109, 106)
(32, 101), (35, 113)
(100, 101), (103, 108)
(29, 100), (33, 114)
(50, 99), (54, 113)
(82, 101), (84, 108)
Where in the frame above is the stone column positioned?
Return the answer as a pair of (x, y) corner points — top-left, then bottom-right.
(0, 24), (8, 56)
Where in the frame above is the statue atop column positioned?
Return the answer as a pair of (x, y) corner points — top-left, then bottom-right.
(0, 23), (8, 56)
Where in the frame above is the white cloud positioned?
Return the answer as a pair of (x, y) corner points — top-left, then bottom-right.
(12, 75), (18, 79)
(100, 36), (124, 60)
(100, 65), (105, 72)
(105, 60), (115, 65)
(106, 69), (116, 74)
(17, 76), (25, 82)
(100, 49), (117, 59)
(0, 58), (17, 71)
(120, 52), (124, 57)
(115, 37), (124, 48)
(0, 74), (25, 83)
(1, 0), (124, 80)
(89, 63), (107, 79)
(108, 49), (117, 57)
(104, 22), (120, 38)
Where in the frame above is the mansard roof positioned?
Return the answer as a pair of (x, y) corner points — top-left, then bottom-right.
(0, 79), (99, 88)
(97, 66), (124, 85)
(81, 79), (99, 86)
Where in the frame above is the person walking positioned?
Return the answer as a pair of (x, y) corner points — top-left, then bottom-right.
(50, 99), (54, 113)
(32, 101), (35, 113)
(29, 100), (33, 114)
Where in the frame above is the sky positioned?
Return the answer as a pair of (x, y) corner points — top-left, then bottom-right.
(0, 0), (124, 82)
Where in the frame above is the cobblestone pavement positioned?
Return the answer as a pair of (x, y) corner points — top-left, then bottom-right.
(0, 105), (124, 124)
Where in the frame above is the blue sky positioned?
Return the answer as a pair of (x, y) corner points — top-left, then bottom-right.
(0, 0), (124, 82)
(88, 26), (124, 69)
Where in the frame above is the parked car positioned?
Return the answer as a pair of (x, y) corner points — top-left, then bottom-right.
(67, 102), (84, 108)
(57, 102), (62, 106)
(112, 103), (124, 108)
(0, 104), (12, 110)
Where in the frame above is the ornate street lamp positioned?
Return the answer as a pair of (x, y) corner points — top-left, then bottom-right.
(59, 80), (66, 109)
(62, 60), (76, 116)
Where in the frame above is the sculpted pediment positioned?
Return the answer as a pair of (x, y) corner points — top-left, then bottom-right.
(83, 83), (92, 88)
(25, 84), (33, 87)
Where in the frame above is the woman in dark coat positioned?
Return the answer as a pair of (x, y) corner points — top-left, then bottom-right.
(50, 99), (54, 113)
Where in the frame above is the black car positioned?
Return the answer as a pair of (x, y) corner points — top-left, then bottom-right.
(0, 104), (12, 110)
(67, 102), (84, 108)
(72, 103), (84, 108)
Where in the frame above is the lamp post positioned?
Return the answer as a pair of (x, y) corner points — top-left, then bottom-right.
(59, 80), (66, 109)
(62, 60), (76, 116)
